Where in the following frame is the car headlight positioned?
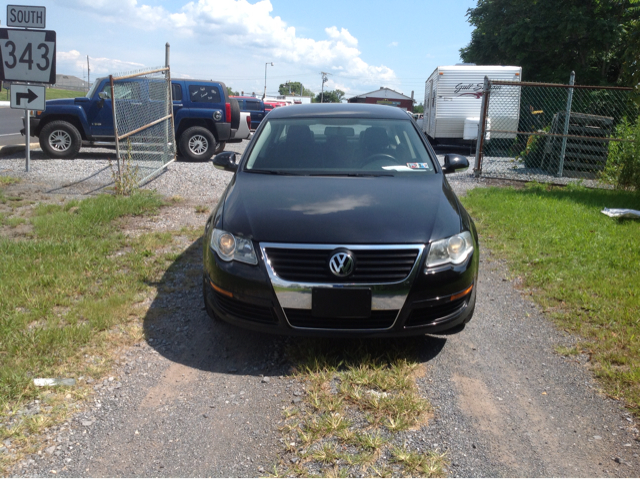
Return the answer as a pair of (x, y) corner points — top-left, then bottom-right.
(210, 228), (258, 265)
(425, 231), (474, 269)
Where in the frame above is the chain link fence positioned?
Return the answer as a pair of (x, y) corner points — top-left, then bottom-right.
(110, 66), (176, 185)
(474, 78), (638, 187)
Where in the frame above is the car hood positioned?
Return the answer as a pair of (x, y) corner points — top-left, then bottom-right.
(45, 98), (84, 106)
(220, 173), (463, 244)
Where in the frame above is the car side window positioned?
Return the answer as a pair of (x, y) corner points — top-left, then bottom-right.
(172, 83), (183, 102)
(99, 83), (143, 101)
(246, 101), (262, 111)
(100, 84), (112, 99)
(188, 85), (221, 103)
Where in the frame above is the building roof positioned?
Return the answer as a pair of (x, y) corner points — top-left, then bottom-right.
(348, 87), (413, 101)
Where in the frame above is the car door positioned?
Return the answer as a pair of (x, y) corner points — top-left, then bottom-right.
(82, 82), (115, 139)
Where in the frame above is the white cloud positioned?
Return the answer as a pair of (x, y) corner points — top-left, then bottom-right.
(56, 0), (169, 30)
(54, 0), (396, 89)
(57, 50), (146, 77)
(388, 41), (399, 47)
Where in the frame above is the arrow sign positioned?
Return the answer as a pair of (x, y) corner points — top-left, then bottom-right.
(10, 84), (46, 111)
(16, 88), (38, 106)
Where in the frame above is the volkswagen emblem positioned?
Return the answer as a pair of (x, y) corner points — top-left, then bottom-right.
(329, 250), (355, 277)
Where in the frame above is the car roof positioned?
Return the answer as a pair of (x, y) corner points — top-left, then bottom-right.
(266, 103), (412, 120)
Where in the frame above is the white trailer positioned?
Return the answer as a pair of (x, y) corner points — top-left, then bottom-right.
(422, 65), (522, 144)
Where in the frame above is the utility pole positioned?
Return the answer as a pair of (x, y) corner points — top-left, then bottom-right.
(87, 56), (91, 91)
(320, 72), (329, 103)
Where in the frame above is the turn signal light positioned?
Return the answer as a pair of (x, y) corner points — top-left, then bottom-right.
(450, 284), (473, 301)
(210, 280), (233, 298)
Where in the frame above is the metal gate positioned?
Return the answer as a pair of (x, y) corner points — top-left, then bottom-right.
(110, 60), (175, 186)
(473, 75), (637, 187)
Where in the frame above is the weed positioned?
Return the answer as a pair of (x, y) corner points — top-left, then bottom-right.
(109, 139), (139, 196)
(0, 176), (20, 186)
(390, 446), (447, 477)
(273, 338), (443, 477)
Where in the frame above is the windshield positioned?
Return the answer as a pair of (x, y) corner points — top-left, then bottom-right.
(86, 78), (104, 99)
(245, 117), (435, 175)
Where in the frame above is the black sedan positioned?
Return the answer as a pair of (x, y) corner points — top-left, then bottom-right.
(203, 103), (478, 336)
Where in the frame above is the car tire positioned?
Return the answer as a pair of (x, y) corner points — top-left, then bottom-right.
(179, 126), (216, 162)
(214, 141), (226, 155)
(39, 121), (82, 159)
(229, 98), (240, 131)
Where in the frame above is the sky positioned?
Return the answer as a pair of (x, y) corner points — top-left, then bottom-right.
(1, 0), (477, 104)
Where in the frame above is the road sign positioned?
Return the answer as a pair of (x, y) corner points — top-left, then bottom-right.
(0, 28), (56, 84)
(7, 5), (46, 28)
(10, 84), (45, 110)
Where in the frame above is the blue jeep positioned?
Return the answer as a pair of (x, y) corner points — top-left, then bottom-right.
(25, 78), (241, 161)
(231, 96), (266, 130)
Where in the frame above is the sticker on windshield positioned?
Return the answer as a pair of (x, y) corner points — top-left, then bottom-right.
(382, 165), (425, 172)
(407, 163), (430, 169)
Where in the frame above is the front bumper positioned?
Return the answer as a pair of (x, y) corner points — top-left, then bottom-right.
(203, 239), (478, 337)
(20, 117), (40, 137)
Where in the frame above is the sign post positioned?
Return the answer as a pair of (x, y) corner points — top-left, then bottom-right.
(10, 84), (46, 171)
(1, 5), (54, 171)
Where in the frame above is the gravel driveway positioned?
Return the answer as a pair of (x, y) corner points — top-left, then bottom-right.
(2, 143), (639, 477)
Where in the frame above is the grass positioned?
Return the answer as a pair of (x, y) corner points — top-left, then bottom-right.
(44, 88), (87, 100)
(273, 339), (447, 478)
(462, 182), (640, 412)
(0, 187), (197, 474)
(0, 87), (84, 102)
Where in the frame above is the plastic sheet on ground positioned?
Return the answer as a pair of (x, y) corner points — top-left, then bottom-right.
(601, 208), (640, 219)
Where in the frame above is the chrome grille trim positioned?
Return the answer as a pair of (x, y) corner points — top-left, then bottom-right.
(259, 243), (425, 331)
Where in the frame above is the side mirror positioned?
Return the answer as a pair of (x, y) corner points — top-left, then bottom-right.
(442, 154), (469, 174)
(97, 91), (108, 108)
(212, 151), (238, 172)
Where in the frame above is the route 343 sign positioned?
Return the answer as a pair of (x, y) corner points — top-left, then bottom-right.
(0, 28), (56, 84)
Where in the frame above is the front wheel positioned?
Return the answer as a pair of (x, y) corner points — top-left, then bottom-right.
(179, 126), (216, 162)
(214, 141), (226, 155)
(39, 121), (82, 159)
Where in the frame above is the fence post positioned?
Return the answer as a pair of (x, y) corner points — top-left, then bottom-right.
(165, 43), (172, 161)
(557, 71), (575, 177)
(474, 76), (491, 177)
(110, 75), (121, 179)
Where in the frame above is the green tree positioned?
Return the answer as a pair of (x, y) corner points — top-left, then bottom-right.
(315, 89), (345, 103)
(278, 81), (314, 97)
(622, 0), (640, 102)
(413, 104), (424, 114)
(460, 0), (638, 85)
(226, 86), (239, 97)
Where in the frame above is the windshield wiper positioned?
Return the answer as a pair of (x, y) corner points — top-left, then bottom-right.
(248, 169), (300, 175)
(309, 173), (394, 177)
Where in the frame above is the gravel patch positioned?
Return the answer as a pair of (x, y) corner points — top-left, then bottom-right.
(4, 142), (638, 477)
(0, 141), (247, 205)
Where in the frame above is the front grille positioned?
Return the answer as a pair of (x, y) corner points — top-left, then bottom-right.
(404, 297), (467, 327)
(285, 308), (398, 330)
(213, 291), (278, 325)
(264, 247), (420, 283)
